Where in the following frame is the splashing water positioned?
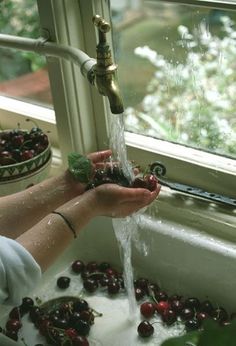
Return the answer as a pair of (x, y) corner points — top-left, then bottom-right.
(113, 217), (137, 318)
(109, 113), (143, 319)
(109, 113), (134, 182)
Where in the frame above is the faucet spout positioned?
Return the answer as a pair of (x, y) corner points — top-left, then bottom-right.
(92, 15), (124, 114)
(94, 65), (124, 114)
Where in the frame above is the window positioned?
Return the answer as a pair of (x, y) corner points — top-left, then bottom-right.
(112, 1), (236, 158)
(0, 0), (52, 106)
(110, 0), (236, 200)
(1, 0), (235, 201)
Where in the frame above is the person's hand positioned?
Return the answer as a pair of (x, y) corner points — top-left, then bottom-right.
(87, 149), (112, 168)
(89, 182), (161, 218)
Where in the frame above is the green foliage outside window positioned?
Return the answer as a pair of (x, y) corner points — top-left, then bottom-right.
(0, 0), (45, 82)
(124, 16), (236, 158)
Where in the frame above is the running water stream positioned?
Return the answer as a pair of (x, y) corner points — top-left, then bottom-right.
(109, 113), (142, 319)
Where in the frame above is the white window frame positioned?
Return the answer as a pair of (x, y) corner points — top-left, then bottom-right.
(0, 0), (235, 201)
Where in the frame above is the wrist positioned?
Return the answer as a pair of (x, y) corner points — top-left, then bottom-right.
(60, 170), (86, 198)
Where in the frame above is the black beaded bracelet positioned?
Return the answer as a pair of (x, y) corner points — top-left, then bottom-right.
(51, 211), (77, 239)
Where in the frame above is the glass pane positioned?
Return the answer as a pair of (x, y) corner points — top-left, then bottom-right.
(111, 0), (236, 159)
(0, 0), (53, 107)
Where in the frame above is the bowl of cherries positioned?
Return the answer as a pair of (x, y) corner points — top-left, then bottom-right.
(0, 120), (52, 196)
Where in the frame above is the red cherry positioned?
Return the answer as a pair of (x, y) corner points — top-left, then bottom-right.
(140, 302), (156, 318)
(65, 328), (78, 339)
(156, 301), (170, 315)
(144, 174), (158, 191)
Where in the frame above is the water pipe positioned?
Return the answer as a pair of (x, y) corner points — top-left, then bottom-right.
(0, 15), (124, 114)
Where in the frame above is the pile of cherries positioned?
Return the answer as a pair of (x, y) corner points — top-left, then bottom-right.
(1, 259), (234, 345)
(0, 120), (49, 166)
(64, 260), (235, 338)
(70, 260), (235, 339)
(86, 164), (158, 192)
(1, 295), (96, 345)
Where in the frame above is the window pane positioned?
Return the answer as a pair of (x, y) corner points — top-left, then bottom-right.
(0, 0), (53, 107)
(111, 0), (236, 159)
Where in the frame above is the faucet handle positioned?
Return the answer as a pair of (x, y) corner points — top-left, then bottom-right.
(92, 15), (110, 34)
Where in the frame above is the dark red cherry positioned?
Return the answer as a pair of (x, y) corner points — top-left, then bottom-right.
(21, 149), (34, 161)
(200, 300), (214, 315)
(212, 307), (228, 322)
(135, 287), (146, 301)
(9, 307), (21, 320)
(137, 320), (154, 338)
(99, 262), (111, 272)
(5, 329), (18, 341)
(161, 309), (177, 325)
(83, 278), (98, 293)
(180, 308), (195, 321)
(73, 319), (90, 336)
(0, 151), (13, 165)
(20, 296), (34, 314)
(6, 319), (22, 332)
(80, 310), (95, 325)
(155, 290), (168, 302)
(184, 297), (201, 310)
(185, 318), (201, 331)
(107, 280), (120, 295)
(57, 276), (71, 289)
(71, 260), (85, 274)
(73, 299), (89, 313)
(134, 278), (149, 293)
(196, 311), (209, 323)
(86, 261), (98, 272)
(132, 177), (149, 189)
(11, 134), (24, 148)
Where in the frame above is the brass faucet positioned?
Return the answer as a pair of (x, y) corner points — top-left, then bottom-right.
(92, 15), (124, 114)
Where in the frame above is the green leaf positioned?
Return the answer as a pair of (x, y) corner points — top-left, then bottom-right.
(198, 320), (236, 346)
(161, 330), (200, 346)
(161, 320), (236, 346)
(67, 152), (93, 183)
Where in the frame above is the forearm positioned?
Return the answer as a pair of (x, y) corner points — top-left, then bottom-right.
(0, 171), (85, 238)
(16, 193), (95, 272)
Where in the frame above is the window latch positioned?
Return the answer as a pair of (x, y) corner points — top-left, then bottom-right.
(150, 162), (236, 207)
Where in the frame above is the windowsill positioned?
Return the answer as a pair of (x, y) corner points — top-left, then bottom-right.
(0, 95), (55, 123)
(126, 132), (236, 199)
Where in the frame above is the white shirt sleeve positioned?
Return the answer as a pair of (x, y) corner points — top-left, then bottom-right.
(0, 236), (41, 306)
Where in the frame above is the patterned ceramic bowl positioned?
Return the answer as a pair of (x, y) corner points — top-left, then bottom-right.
(0, 153), (52, 196)
(0, 129), (52, 195)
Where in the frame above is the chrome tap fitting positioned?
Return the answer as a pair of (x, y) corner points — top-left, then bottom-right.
(92, 15), (124, 114)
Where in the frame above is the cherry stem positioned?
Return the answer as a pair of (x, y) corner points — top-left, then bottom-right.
(20, 338), (29, 346)
(91, 308), (103, 317)
(148, 287), (158, 304)
(25, 118), (40, 129)
(20, 139), (33, 150)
